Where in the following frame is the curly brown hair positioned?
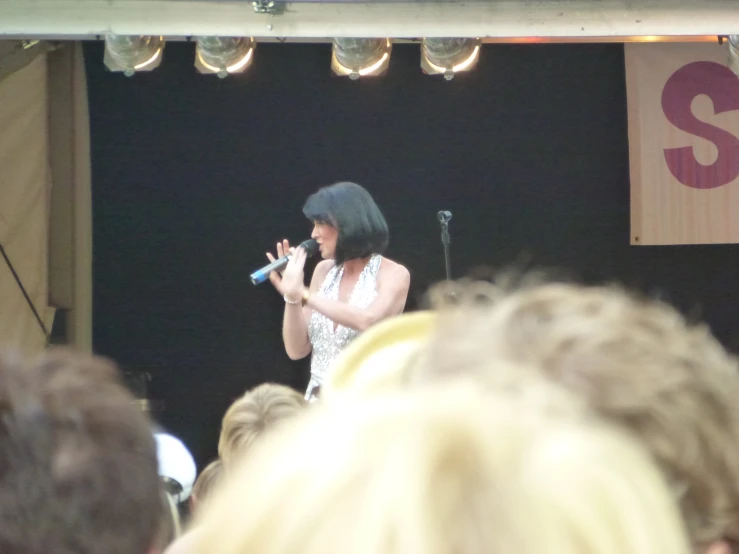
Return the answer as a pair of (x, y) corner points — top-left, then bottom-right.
(413, 279), (739, 549)
(0, 348), (161, 554)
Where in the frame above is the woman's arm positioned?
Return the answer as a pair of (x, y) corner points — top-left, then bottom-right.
(305, 263), (410, 332)
(265, 240), (332, 360)
(281, 302), (310, 360)
(281, 260), (332, 360)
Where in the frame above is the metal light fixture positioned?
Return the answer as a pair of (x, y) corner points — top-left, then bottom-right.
(331, 38), (392, 80)
(729, 35), (739, 75)
(421, 38), (481, 80)
(252, 0), (283, 14)
(195, 37), (256, 78)
(104, 35), (164, 77)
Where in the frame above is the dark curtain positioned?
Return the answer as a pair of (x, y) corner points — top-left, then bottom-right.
(85, 41), (739, 467)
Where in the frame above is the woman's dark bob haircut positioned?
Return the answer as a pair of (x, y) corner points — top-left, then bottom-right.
(303, 182), (389, 265)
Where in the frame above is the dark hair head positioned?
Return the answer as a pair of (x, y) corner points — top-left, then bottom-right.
(302, 182), (389, 264)
(0, 348), (162, 554)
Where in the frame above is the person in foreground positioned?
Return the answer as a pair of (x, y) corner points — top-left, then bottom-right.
(266, 181), (410, 400)
(409, 278), (739, 554)
(0, 349), (163, 554)
(164, 383), (306, 554)
(190, 380), (691, 554)
(217, 382), (307, 468)
(189, 459), (223, 514)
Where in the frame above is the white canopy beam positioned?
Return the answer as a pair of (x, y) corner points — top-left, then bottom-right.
(0, 0), (736, 40)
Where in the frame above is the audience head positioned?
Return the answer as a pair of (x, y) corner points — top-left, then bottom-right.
(153, 489), (182, 552)
(411, 278), (739, 551)
(190, 459), (223, 513)
(155, 431), (197, 504)
(0, 349), (161, 554)
(322, 311), (438, 400)
(218, 383), (307, 468)
(194, 382), (690, 554)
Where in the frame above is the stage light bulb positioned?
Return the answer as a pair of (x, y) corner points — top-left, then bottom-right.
(331, 38), (392, 80)
(421, 38), (482, 80)
(104, 35), (164, 77)
(196, 37), (256, 78)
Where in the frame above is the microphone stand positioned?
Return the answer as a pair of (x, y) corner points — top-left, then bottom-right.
(437, 211), (452, 282)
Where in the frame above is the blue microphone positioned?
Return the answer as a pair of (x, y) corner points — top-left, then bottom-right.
(250, 239), (319, 285)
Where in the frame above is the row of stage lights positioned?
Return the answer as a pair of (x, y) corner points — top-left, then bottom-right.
(106, 34), (739, 80)
(103, 36), (482, 80)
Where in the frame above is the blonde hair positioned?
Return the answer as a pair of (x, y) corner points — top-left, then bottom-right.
(413, 280), (739, 547)
(194, 381), (690, 554)
(322, 311), (437, 400)
(218, 383), (306, 466)
(191, 459), (223, 512)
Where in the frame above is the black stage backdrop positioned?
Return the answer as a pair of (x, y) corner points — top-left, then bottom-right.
(85, 41), (739, 468)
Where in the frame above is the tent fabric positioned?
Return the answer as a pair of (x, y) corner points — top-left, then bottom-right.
(48, 42), (93, 351)
(0, 53), (55, 355)
(0, 40), (57, 85)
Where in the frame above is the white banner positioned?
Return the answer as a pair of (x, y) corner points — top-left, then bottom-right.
(626, 43), (739, 245)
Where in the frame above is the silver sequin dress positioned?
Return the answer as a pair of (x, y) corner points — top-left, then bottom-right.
(305, 255), (382, 400)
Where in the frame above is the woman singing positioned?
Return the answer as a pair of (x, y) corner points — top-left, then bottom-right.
(266, 182), (411, 401)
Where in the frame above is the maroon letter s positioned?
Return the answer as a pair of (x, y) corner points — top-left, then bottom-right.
(661, 61), (739, 189)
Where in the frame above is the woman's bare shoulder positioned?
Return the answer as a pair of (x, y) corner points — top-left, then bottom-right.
(379, 257), (410, 281)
